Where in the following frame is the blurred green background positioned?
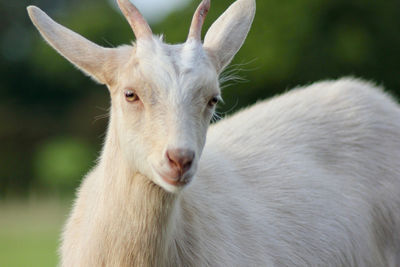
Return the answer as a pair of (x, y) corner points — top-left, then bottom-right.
(1, 0), (400, 266)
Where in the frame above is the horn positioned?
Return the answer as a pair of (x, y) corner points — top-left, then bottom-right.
(117, 0), (152, 40)
(187, 0), (211, 41)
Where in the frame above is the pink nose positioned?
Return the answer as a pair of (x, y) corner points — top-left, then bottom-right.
(166, 149), (195, 175)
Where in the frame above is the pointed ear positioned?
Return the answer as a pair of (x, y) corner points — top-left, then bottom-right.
(27, 6), (119, 85)
(203, 0), (255, 73)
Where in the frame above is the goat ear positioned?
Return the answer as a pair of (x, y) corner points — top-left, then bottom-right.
(203, 0), (255, 73)
(27, 6), (118, 85)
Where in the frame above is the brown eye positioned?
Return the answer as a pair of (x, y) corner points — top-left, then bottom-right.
(125, 90), (139, 102)
(208, 96), (219, 107)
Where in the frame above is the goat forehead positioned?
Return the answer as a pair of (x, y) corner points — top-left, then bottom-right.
(137, 40), (213, 91)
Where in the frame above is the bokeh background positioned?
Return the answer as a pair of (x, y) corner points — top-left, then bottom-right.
(1, 0), (400, 265)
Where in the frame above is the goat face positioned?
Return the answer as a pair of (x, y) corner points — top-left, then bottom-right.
(112, 39), (220, 192)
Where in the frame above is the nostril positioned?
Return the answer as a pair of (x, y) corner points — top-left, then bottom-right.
(166, 149), (195, 174)
(182, 160), (193, 173)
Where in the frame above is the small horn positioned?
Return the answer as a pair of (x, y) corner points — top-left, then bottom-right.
(187, 0), (211, 41)
(117, 0), (152, 40)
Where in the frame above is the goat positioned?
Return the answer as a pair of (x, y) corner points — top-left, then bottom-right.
(27, 0), (400, 266)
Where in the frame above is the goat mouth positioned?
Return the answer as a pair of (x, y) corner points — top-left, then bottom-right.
(155, 169), (192, 187)
(152, 165), (194, 188)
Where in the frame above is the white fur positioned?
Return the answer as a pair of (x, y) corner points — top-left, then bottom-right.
(27, 1), (400, 266)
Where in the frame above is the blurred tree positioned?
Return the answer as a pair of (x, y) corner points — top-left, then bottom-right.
(1, 0), (400, 196)
(33, 136), (94, 193)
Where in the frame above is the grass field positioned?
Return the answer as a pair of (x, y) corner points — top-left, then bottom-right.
(0, 198), (70, 267)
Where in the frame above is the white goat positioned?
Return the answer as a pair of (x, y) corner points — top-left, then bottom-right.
(28, 0), (400, 266)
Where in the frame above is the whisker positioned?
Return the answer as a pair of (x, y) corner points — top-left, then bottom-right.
(102, 37), (116, 48)
(93, 106), (111, 124)
(219, 58), (258, 90)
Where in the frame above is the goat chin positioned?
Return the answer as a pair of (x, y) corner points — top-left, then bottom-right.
(27, 0), (400, 266)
